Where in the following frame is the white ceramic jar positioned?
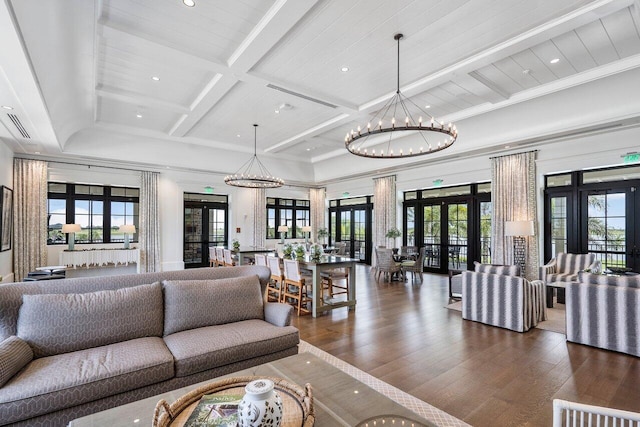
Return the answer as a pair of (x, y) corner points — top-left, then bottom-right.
(238, 379), (283, 427)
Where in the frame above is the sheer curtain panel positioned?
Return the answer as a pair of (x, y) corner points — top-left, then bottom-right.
(373, 175), (396, 266)
(491, 151), (539, 279)
(13, 158), (47, 281)
(310, 188), (325, 243)
(139, 171), (160, 273)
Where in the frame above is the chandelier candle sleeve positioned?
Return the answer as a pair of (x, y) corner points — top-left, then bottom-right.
(344, 33), (457, 159)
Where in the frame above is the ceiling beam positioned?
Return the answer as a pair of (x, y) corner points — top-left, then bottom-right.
(96, 85), (190, 115)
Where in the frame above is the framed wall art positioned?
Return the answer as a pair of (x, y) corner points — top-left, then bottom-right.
(1, 185), (13, 252)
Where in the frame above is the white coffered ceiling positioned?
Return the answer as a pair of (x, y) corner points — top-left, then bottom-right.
(1, 0), (640, 182)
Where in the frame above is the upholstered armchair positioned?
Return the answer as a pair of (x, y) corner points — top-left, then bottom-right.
(540, 252), (601, 304)
(461, 263), (546, 332)
(566, 271), (640, 357)
(375, 248), (402, 283)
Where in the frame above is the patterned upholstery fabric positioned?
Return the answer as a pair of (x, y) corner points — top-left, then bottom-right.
(0, 337), (174, 424)
(566, 272), (640, 357)
(461, 271), (546, 332)
(17, 283), (163, 358)
(163, 319), (299, 377)
(0, 265), (271, 341)
(263, 302), (293, 327)
(473, 262), (520, 276)
(163, 276), (264, 335)
(0, 337), (32, 388)
(539, 253), (601, 284)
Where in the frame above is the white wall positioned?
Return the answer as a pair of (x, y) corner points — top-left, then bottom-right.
(0, 140), (13, 281)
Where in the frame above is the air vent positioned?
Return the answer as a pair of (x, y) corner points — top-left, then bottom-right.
(7, 113), (31, 139)
(266, 84), (337, 108)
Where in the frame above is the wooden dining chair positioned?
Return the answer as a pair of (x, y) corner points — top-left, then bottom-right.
(209, 246), (217, 267)
(215, 247), (225, 267)
(254, 254), (267, 267)
(223, 249), (235, 267)
(282, 259), (312, 315)
(266, 255), (284, 302)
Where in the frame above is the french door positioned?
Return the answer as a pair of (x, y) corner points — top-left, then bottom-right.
(184, 200), (228, 268)
(581, 187), (640, 271)
(421, 201), (469, 273)
(329, 197), (372, 264)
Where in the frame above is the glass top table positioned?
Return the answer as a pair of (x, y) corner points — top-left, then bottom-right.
(69, 352), (434, 427)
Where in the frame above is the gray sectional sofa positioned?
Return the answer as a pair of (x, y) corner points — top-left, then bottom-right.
(0, 266), (299, 426)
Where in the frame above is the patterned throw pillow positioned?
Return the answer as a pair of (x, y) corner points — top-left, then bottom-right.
(474, 261), (520, 276)
(17, 282), (164, 358)
(0, 336), (33, 387)
(162, 275), (264, 336)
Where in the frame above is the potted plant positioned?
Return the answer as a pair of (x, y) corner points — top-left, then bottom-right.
(317, 228), (329, 248)
(232, 239), (240, 251)
(282, 243), (293, 259)
(294, 244), (306, 259)
(386, 227), (402, 253)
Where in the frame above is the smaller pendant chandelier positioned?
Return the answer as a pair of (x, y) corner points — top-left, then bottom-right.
(224, 124), (284, 188)
(345, 33), (458, 158)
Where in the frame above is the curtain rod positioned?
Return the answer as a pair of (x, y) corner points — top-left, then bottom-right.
(489, 149), (538, 160)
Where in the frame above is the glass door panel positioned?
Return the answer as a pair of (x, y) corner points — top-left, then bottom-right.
(550, 196), (568, 258)
(406, 206), (415, 246)
(446, 203), (468, 270)
(480, 201), (492, 263)
(184, 207), (204, 266)
(585, 191), (627, 270)
(184, 202), (228, 268)
(423, 204), (441, 269)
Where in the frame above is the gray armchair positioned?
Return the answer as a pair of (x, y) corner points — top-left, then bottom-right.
(375, 248), (402, 283)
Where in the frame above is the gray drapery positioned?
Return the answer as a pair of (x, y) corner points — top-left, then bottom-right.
(251, 188), (266, 247)
(491, 151), (539, 280)
(310, 188), (325, 244)
(139, 171), (160, 273)
(13, 158), (48, 281)
(373, 175), (396, 266)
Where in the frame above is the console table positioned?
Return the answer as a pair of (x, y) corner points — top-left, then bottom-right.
(59, 248), (139, 270)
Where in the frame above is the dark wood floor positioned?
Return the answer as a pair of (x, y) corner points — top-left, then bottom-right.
(291, 265), (640, 427)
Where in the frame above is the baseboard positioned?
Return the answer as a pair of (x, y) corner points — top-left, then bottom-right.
(1, 272), (15, 283)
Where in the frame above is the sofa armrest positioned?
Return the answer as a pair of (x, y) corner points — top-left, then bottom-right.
(0, 336), (33, 387)
(586, 260), (602, 274)
(264, 302), (293, 327)
(539, 259), (557, 281)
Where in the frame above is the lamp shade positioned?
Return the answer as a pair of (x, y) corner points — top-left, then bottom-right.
(277, 225), (289, 233)
(62, 224), (81, 233)
(504, 220), (534, 237)
(119, 224), (136, 234)
(301, 226), (312, 233)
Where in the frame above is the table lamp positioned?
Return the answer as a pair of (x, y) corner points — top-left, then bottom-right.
(505, 220), (534, 276)
(119, 224), (136, 249)
(277, 225), (289, 244)
(62, 224), (81, 250)
(302, 226), (312, 245)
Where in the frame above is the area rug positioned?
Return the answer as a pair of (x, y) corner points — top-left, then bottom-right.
(298, 341), (470, 427)
(444, 300), (566, 334)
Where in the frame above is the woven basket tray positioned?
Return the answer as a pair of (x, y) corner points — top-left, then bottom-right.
(153, 376), (314, 427)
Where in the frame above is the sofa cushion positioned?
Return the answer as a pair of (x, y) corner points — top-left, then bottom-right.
(546, 272), (579, 283)
(473, 262), (520, 276)
(578, 271), (640, 288)
(0, 336), (33, 388)
(557, 253), (595, 273)
(163, 275), (264, 335)
(163, 319), (299, 377)
(0, 337), (174, 425)
(17, 282), (163, 358)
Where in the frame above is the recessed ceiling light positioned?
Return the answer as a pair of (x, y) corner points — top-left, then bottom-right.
(522, 69), (531, 75)
(550, 58), (560, 64)
(1, 105), (13, 110)
(504, 145), (510, 149)
(341, 66), (349, 72)
(136, 113), (142, 118)
(424, 105), (431, 109)
(237, 134), (241, 137)
(34, 151), (40, 154)
(274, 109), (280, 114)
(182, 0), (195, 7)
(151, 76), (160, 81)
(306, 148), (311, 151)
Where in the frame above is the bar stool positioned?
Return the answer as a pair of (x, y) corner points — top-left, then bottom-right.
(283, 259), (312, 315)
(266, 255), (284, 302)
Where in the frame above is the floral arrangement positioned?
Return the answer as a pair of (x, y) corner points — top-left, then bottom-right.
(385, 227), (402, 239)
(310, 243), (323, 260)
(282, 243), (293, 258)
(294, 243), (306, 259)
(232, 239), (240, 251)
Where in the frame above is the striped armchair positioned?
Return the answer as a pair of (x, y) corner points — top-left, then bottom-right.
(540, 253), (601, 284)
(566, 271), (640, 357)
(462, 268), (546, 332)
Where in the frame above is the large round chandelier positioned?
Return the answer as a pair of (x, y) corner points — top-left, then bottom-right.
(224, 124), (284, 188)
(345, 34), (458, 159)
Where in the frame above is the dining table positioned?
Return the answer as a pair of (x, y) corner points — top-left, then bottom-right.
(295, 254), (358, 317)
(232, 246), (274, 265)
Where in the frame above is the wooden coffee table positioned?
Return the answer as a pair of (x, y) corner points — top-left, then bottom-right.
(546, 282), (567, 308)
(69, 352), (435, 427)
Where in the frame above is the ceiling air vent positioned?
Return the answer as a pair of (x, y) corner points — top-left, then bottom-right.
(266, 84), (337, 108)
(7, 113), (31, 139)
